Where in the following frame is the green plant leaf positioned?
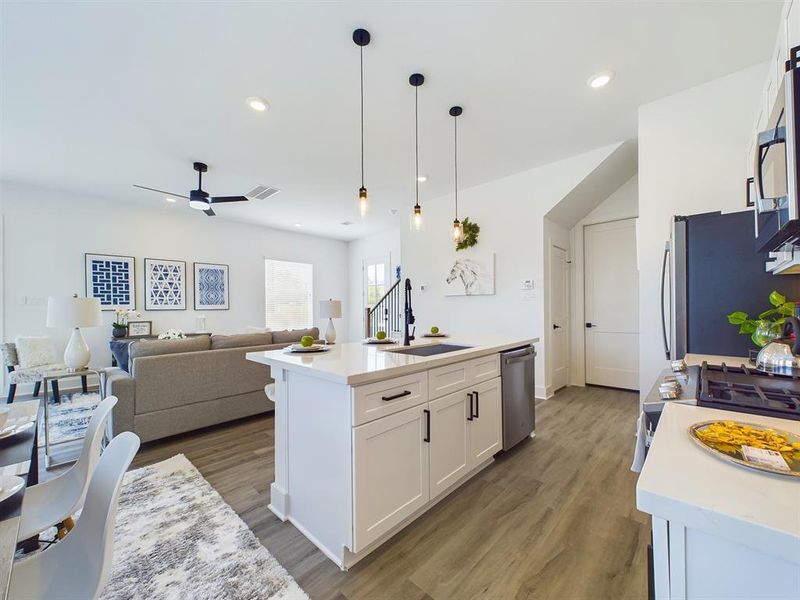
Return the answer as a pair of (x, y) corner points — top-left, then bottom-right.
(739, 321), (757, 334)
(727, 311), (749, 325)
(779, 302), (796, 316)
(758, 308), (782, 320)
(769, 290), (786, 307)
(752, 331), (763, 347)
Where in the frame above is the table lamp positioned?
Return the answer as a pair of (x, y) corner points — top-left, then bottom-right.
(319, 299), (342, 344)
(46, 294), (102, 371)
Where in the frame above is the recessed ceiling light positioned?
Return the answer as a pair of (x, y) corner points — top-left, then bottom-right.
(294, 222), (302, 227)
(165, 197), (177, 203)
(247, 97), (269, 112)
(417, 175), (428, 183)
(587, 71), (614, 89)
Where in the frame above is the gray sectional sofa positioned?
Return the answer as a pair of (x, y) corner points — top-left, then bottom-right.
(105, 328), (319, 443)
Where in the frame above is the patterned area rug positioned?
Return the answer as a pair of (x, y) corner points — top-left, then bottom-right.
(38, 391), (100, 447)
(24, 454), (307, 599)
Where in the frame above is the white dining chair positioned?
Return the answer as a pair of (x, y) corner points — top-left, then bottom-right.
(17, 396), (117, 542)
(8, 431), (140, 600)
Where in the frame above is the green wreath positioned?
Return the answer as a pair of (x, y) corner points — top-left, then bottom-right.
(456, 217), (480, 251)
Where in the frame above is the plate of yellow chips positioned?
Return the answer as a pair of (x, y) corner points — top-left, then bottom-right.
(688, 420), (800, 477)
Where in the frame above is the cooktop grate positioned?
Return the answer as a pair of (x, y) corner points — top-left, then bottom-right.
(697, 361), (800, 421)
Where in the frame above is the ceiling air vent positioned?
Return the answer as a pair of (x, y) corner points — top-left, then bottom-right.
(244, 184), (281, 200)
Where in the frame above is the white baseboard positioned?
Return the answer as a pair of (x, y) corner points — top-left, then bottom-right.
(535, 384), (553, 400)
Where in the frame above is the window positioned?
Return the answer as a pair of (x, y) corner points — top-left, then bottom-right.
(364, 259), (387, 308)
(265, 259), (313, 330)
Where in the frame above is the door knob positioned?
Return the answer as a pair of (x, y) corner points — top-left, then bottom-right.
(552, 324), (561, 330)
(586, 322), (595, 328)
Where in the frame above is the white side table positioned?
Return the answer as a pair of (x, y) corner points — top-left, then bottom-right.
(41, 367), (107, 470)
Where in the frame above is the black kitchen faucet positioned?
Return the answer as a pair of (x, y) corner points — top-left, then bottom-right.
(403, 278), (415, 346)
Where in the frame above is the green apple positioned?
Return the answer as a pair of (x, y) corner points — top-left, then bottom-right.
(430, 326), (440, 335)
(376, 331), (387, 340)
(300, 335), (314, 347)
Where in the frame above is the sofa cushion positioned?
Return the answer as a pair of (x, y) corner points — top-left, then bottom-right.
(271, 327), (320, 344)
(14, 337), (56, 368)
(129, 336), (211, 360)
(211, 332), (273, 350)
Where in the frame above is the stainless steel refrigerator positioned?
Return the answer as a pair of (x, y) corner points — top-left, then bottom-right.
(661, 210), (800, 360)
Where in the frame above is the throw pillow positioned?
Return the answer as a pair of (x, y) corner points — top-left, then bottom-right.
(15, 336), (56, 368)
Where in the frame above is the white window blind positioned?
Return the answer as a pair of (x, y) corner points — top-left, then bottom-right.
(265, 259), (313, 330)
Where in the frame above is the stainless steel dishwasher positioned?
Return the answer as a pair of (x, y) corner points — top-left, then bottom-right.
(501, 345), (536, 450)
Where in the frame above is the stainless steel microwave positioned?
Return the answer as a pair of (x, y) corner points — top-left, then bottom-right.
(755, 45), (800, 252)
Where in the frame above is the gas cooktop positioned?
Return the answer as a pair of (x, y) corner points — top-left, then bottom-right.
(698, 361), (800, 421)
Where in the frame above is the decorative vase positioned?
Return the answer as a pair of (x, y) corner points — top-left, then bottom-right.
(112, 325), (128, 339)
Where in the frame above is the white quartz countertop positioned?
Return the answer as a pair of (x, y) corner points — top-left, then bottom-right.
(246, 336), (538, 386)
(637, 402), (800, 564)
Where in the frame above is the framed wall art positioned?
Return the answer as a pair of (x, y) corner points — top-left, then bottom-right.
(127, 321), (153, 338)
(194, 262), (229, 310)
(85, 253), (136, 311)
(144, 258), (186, 311)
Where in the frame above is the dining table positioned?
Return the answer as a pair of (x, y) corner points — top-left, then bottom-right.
(0, 399), (41, 600)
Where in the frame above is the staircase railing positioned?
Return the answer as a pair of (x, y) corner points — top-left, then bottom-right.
(364, 278), (403, 339)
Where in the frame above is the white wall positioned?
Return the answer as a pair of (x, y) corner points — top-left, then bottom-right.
(638, 64), (765, 397)
(400, 142), (620, 399)
(569, 175), (638, 386)
(346, 228), (401, 341)
(0, 180), (349, 389)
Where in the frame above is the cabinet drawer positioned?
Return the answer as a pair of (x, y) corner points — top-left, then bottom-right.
(471, 354), (500, 384)
(429, 361), (471, 400)
(353, 372), (428, 426)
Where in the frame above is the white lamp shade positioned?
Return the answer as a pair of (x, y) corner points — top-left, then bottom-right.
(319, 299), (342, 319)
(46, 296), (102, 328)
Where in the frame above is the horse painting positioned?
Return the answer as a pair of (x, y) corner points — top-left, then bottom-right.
(445, 254), (495, 296)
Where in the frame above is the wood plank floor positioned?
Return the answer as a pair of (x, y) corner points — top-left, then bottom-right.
(46, 385), (649, 599)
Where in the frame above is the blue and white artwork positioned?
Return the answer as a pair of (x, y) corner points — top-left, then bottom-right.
(145, 258), (186, 311)
(194, 263), (229, 310)
(85, 253), (136, 311)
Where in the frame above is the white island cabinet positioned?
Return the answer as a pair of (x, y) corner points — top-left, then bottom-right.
(247, 336), (537, 569)
(637, 403), (800, 600)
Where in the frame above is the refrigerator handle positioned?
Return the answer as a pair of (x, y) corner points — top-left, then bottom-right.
(660, 242), (671, 360)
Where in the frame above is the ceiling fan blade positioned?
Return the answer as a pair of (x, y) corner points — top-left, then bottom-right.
(133, 185), (190, 199)
(204, 208), (216, 217)
(210, 195), (249, 203)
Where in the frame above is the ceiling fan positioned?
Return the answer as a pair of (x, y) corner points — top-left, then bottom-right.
(133, 162), (248, 216)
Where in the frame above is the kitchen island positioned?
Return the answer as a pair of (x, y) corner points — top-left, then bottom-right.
(637, 402), (800, 599)
(247, 336), (537, 569)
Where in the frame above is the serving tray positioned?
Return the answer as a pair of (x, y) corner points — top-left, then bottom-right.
(688, 420), (800, 477)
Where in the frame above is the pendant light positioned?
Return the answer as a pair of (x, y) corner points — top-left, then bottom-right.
(353, 28), (371, 218)
(450, 106), (464, 241)
(410, 73), (425, 231)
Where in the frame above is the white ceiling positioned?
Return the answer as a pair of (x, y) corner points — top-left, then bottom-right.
(0, 1), (782, 240)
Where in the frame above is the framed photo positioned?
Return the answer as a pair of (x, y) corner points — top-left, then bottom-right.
(445, 252), (496, 297)
(127, 321), (152, 338)
(746, 176), (755, 208)
(85, 253), (136, 311)
(194, 262), (229, 310)
(144, 258), (186, 311)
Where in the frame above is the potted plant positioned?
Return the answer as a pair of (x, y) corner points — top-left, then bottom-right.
(727, 290), (796, 348)
(112, 308), (141, 339)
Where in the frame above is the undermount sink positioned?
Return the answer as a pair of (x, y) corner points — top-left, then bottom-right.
(388, 344), (472, 357)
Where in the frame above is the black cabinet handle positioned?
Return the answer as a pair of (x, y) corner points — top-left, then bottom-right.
(423, 409), (430, 443)
(467, 393), (474, 421)
(382, 390), (412, 402)
(474, 391), (480, 418)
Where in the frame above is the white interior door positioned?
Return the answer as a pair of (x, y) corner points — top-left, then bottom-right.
(549, 245), (569, 392)
(584, 219), (639, 390)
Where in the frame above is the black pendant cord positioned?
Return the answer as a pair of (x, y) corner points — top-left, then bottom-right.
(454, 113), (458, 220)
(360, 45), (365, 189)
(415, 85), (419, 207)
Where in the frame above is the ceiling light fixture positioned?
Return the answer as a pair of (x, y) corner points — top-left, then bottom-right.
(353, 28), (371, 218)
(417, 175), (428, 183)
(165, 197), (177, 203)
(410, 73), (425, 231)
(450, 106), (464, 242)
(294, 223), (302, 227)
(247, 97), (269, 112)
(587, 71), (613, 89)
